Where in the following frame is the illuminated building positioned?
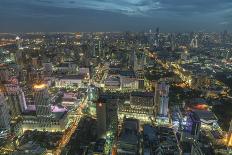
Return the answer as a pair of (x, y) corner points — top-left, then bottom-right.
(22, 83), (68, 132)
(55, 62), (77, 74)
(104, 75), (120, 90)
(0, 93), (10, 131)
(155, 82), (169, 117)
(55, 74), (86, 88)
(15, 36), (23, 66)
(135, 70), (145, 90)
(87, 85), (99, 102)
(96, 96), (118, 138)
(184, 109), (218, 140)
(118, 92), (155, 123)
(120, 70), (139, 90)
(184, 111), (201, 141)
(3, 84), (27, 118)
(33, 83), (51, 117)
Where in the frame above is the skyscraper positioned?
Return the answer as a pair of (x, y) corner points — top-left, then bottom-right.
(0, 93), (10, 131)
(15, 36), (23, 66)
(3, 84), (27, 118)
(33, 83), (51, 117)
(96, 96), (118, 138)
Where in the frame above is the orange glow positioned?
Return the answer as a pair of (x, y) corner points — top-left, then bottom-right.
(33, 83), (47, 89)
(228, 133), (232, 147)
(194, 104), (208, 110)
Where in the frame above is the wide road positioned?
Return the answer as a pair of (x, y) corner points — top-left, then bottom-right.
(52, 97), (88, 155)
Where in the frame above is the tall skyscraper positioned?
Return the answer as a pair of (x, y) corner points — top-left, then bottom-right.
(15, 36), (23, 66)
(33, 83), (51, 117)
(96, 97), (118, 138)
(0, 93), (10, 131)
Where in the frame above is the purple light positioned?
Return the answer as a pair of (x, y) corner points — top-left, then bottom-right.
(51, 105), (68, 113)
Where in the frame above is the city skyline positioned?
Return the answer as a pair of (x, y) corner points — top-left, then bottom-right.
(0, 0), (232, 32)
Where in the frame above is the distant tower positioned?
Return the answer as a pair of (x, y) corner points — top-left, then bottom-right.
(98, 40), (101, 57)
(0, 93), (10, 131)
(15, 36), (23, 66)
(33, 83), (51, 117)
(155, 27), (160, 47)
(131, 49), (138, 71)
(16, 36), (22, 49)
(190, 35), (198, 48)
(170, 34), (176, 51)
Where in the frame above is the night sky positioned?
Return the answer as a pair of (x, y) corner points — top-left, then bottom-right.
(0, 0), (232, 32)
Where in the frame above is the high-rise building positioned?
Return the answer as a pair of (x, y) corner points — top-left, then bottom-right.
(3, 84), (27, 118)
(155, 82), (169, 117)
(0, 93), (10, 131)
(34, 84), (51, 117)
(15, 36), (23, 66)
(33, 83), (51, 117)
(96, 96), (118, 138)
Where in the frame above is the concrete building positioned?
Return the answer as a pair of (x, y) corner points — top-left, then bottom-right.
(55, 74), (86, 88)
(3, 83), (27, 118)
(120, 71), (138, 90)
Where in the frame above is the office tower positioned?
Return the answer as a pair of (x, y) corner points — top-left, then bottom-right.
(0, 93), (10, 130)
(3, 84), (27, 118)
(155, 82), (169, 116)
(33, 83), (51, 117)
(96, 97), (118, 138)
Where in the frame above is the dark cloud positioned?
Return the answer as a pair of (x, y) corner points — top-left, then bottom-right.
(0, 0), (231, 32)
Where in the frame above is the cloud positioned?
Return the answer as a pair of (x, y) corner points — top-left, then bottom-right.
(30, 0), (162, 16)
(27, 0), (232, 17)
